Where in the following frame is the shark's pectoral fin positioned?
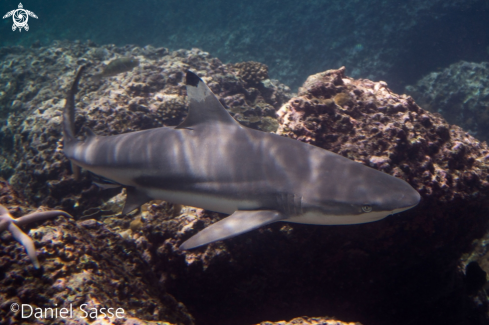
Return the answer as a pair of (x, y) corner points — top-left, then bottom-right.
(179, 210), (284, 250)
(122, 187), (152, 215)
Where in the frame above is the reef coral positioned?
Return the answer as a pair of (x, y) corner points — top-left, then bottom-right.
(232, 61), (269, 87)
(255, 317), (361, 325)
(405, 60), (489, 142)
(0, 182), (194, 325)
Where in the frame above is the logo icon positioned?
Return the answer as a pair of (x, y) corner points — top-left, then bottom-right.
(3, 3), (38, 32)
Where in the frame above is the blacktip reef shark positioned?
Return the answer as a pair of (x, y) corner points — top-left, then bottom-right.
(0, 204), (72, 268)
(63, 66), (420, 250)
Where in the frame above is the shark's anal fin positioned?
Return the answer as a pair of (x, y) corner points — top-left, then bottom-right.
(176, 71), (239, 129)
(122, 187), (152, 215)
(71, 163), (81, 181)
(179, 210), (284, 250)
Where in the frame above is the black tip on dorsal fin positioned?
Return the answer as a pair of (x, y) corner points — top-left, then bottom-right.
(186, 71), (201, 87)
(177, 70), (240, 129)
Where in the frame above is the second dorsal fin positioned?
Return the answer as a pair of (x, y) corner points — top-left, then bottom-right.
(176, 71), (239, 129)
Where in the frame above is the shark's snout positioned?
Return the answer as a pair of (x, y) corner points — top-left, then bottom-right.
(378, 176), (420, 213)
(400, 184), (421, 209)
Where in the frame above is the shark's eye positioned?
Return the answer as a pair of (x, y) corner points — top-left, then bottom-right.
(361, 205), (372, 213)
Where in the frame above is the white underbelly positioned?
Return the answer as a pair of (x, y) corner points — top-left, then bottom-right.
(286, 210), (390, 225)
(145, 188), (260, 215)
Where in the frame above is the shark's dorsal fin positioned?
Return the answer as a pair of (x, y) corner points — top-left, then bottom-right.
(176, 71), (239, 129)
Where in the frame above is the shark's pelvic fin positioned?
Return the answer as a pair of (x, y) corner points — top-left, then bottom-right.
(122, 187), (152, 215)
(0, 204), (9, 216)
(84, 126), (97, 138)
(179, 210), (284, 250)
(176, 71), (240, 129)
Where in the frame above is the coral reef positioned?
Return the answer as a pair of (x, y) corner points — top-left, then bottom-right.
(232, 61), (269, 87)
(0, 181), (193, 325)
(460, 227), (489, 321)
(255, 317), (361, 325)
(405, 60), (489, 142)
(0, 41), (291, 213)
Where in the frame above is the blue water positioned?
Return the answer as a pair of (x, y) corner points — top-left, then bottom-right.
(2, 0), (489, 91)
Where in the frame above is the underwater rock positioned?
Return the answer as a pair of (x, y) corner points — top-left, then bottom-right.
(255, 316), (361, 325)
(277, 66), (489, 203)
(0, 41), (291, 212)
(92, 56), (140, 81)
(405, 60), (489, 142)
(0, 178), (29, 210)
(0, 193), (193, 324)
(460, 227), (489, 320)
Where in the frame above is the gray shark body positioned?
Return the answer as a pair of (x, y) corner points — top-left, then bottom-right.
(64, 67), (420, 249)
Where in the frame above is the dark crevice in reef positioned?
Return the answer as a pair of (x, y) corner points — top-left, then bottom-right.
(163, 208), (489, 325)
(167, 241), (488, 325)
(388, 1), (489, 93)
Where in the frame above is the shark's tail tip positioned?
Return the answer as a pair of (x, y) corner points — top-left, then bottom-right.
(71, 65), (86, 93)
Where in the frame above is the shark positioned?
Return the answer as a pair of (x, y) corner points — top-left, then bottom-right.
(63, 66), (420, 250)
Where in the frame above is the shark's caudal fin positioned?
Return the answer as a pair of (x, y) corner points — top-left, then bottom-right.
(179, 210), (284, 250)
(176, 71), (240, 129)
(63, 66), (85, 180)
(63, 66), (85, 143)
